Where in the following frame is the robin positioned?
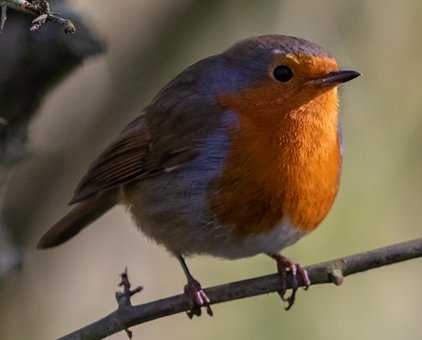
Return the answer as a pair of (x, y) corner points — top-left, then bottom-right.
(38, 34), (359, 316)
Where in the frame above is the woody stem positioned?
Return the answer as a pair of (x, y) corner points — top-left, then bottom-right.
(0, 0), (75, 33)
(60, 237), (422, 340)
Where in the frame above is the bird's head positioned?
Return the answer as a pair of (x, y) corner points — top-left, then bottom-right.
(212, 35), (359, 121)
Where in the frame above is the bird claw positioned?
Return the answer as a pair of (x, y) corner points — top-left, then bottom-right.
(270, 254), (310, 310)
(184, 278), (213, 318)
(278, 286), (298, 311)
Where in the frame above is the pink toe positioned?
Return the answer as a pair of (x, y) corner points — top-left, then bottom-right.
(291, 264), (298, 276)
(304, 270), (311, 286)
(202, 291), (210, 304)
(196, 292), (204, 305)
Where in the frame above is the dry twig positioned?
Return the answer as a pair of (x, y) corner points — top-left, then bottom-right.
(0, 0), (75, 33)
(59, 237), (422, 340)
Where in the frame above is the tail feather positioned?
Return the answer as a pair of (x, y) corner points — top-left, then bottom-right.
(37, 193), (117, 249)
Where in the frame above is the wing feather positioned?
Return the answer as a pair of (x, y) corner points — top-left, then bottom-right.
(68, 62), (225, 204)
(70, 116), (152, 203)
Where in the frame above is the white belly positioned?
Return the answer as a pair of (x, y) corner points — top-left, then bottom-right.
(128, 195), (307, 258)
(202, 216), (308, 259)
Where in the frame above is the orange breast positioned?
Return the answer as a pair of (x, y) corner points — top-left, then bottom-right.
(210, 85), (341, 235)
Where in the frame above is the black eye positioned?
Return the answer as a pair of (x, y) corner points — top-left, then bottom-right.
(273, 65), (293, 82)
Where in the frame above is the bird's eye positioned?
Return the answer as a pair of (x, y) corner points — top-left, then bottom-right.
(273, 65), (294, 82)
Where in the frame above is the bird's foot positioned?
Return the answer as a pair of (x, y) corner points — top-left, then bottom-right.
(270, 254), (310, 310)
(184, 278), (213, 318)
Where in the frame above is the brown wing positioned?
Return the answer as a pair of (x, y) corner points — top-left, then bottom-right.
(70, 57), (227, 204)
(70, 115), (153, 203)
(69, 113), (202, 204)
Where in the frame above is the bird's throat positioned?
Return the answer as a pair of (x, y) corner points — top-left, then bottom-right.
(212, 89), (341, 235)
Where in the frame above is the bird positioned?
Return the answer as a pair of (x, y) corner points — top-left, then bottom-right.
(37, 34), (359, 316)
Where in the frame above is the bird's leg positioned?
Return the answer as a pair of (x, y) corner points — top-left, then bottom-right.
(178, 255), (213, 318)
(268, 253), (311, 310)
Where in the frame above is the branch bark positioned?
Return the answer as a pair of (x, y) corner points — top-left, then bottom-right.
(1, 0), (75, 33)
(60, 237), (422, 340)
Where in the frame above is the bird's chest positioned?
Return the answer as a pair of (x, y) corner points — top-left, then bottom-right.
(208, 114), (342, 236)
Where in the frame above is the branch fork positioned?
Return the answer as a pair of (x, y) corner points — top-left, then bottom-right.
(115, 268), (143, 339)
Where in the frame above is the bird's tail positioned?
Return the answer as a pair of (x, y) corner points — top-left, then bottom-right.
(37, 193), (117, 249)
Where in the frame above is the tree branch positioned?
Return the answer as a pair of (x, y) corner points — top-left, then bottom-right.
(59, 237), (422, 340)
(0, 0), (103, 279)
(0, 0), (75, 33)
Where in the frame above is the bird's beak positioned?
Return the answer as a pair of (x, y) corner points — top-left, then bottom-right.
(309, 70), (360, 87)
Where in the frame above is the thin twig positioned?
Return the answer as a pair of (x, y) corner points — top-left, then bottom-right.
(59, 237), (422, 340)
(0, 0), (75, 33)
(1, 4), (7, 31)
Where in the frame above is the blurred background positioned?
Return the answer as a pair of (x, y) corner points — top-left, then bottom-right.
(1, 0), (422, 339)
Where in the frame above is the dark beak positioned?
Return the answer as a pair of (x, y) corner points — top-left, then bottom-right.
(310, 70), (360, 87)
